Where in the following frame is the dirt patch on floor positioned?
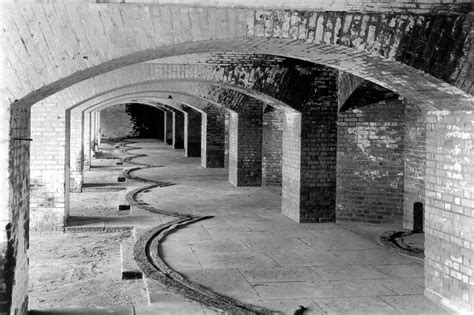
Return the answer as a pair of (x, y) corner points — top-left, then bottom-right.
(29, 231), (147, 310)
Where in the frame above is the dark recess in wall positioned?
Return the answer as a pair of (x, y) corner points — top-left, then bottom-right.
(125, 103), (164, 139)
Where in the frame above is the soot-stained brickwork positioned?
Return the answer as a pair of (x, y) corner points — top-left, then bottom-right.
(100, 104), (164, 140)
(337, 99), (406, 224)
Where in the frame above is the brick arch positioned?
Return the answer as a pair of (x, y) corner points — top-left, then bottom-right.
(2, 3), (473, 313)
(2, 2), (472, 111)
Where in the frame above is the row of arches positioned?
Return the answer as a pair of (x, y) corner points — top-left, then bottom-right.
(1, 2), (472, 313)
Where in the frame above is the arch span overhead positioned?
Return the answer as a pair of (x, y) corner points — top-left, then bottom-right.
(1, 2), (473, 314)
(1, 1), (472, 109)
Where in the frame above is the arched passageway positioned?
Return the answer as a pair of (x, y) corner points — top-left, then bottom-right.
(1, 2), (473, 314)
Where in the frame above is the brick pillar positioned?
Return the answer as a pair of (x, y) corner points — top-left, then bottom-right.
(262, 106), (283, 186)
(403, 102), (426, 230)
(91, 111), (98, 153)
(83, 111), (92, 171)
(282, 69), (338, 223)
(30, 99), (67, 230)
(424, 110), (473, 313)
(172, 109), (185, 149)
(96, 111), (102, 146)
(164, 109), (173, 145)
(224, 111), (230, 168)
(183, 106), (201, 157)
(68, 108), (83, 192)
(228, 99), (263, 187)
(2, 103), (30, 315)
(157, 108), (167, 142)
(201, 105), (225, 168)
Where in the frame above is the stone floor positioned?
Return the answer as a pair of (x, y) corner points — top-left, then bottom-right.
(30, 139), (452, 315)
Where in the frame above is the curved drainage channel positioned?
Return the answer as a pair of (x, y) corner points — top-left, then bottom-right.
(117, 140), (280, 315)
(380, 230), (424, 260)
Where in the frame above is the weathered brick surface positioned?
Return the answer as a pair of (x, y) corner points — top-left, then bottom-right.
(262, 106), (283, 186)
(337, 100), (405, 224)
(424, 110), (473, 312)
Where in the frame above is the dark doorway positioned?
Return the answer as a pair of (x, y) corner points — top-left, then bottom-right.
(413, 202), (424, 233)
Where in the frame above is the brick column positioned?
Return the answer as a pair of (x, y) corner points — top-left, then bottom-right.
(164, 108), (173, 145)
(282, 69), (338, 223)
(424, 110), (474, 313)
(262, 106), (283, 186)
(30, 100), (67, 230)
(183, 106), (201, 157)
(156, 108), (167, 142)
(83, 111), (92, 171)
(96, 111), (102, 147)
(228, 99), (263, 187)
(172, 109), (185, 149)
(68, 108), (84, 192)
(3, 103), (30, 315)
(224, 111), (230, 168)
(91, 111), (98, 153)
(201, 105), (225, 168)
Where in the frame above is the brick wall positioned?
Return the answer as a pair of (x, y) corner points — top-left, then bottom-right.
(403, 102), (427, 230)
(424, 110), (473, 312)
(336, 100), (405, 224)
(262, 106), (283, 186)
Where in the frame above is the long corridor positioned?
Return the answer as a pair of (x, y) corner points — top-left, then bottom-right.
(30, 139), (447, 315)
